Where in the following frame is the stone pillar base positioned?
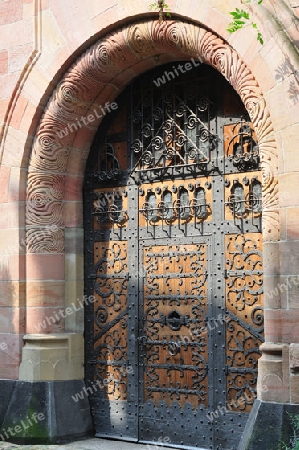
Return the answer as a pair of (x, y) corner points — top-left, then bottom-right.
(19, 333), (84, 381)
(0, 379), (93, 444)
(238, 400), (299, 450)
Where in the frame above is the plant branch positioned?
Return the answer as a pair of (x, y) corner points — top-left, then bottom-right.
(149, 0), (171, 21)
(227, 0), (264, 44)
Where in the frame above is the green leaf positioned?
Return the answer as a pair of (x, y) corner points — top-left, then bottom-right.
(228, 2), (264, 44)
(257, 32), (264, 44)
(230, 9), (249, 20)
(227, 22), (243, 33)
(242, 11), (250, 19)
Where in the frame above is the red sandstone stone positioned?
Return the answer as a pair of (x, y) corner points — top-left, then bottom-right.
(0, 202), (22, 229)
(264, 275), (288, 309)
(264, 309), (282, 342)
(26, 306), (65, 334)
(0, 307), (11, 333)
(11, 307), (25, 333)
(280, 241), (299, 276)
(263, 242), (280, 276)
(9, 43), (33, 73)
(0, 281), (25, 307)
(26, 280), (65, 307)
(9, 95), (29, 130)
(0, 50), (8, 75)
(291, 375), (299, 403)
(64, 175), (83, 201)
(0, 0), (22, 26)
(50, 0), (91, 51)
(92, 6), (119, 33)
(63, 202), (83, 228)
(289, 276), (299, 309)
(0, 166), (10, 203)
(26, 254), (65, 281)
(0, 364), (19, 379)
(0, 333), (23, 379)
(0, 98), (9, 123)
(9, 254), (26, 280)
(8, 168), (27, 202)
(40, 0), (49, 11)
(65, 229), (83, 254)
(287, 208), (299, 241)
(282, 311), (299, 343)
(19, 101), (41, 135)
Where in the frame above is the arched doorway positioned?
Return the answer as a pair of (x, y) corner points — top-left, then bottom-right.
(84, 63), (264, 450)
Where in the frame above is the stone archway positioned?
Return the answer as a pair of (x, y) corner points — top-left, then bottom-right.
(26, 19), (278, 256)
(21, 17), (279, 446)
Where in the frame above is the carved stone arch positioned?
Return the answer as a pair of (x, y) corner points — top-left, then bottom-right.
(26, 18), (279, 253)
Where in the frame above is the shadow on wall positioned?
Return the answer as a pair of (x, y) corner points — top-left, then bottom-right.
(275, 55), (299, 105)
(0, 264), (20, 431)
(0, 263), (25, 365)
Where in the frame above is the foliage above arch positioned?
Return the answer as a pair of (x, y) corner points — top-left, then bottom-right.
(149, 0), (171, 21)
(227, 0), (263, 44)
(149, 0), (264, 44)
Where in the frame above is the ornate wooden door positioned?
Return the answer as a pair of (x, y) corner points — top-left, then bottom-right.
(84, 64), (264, 450)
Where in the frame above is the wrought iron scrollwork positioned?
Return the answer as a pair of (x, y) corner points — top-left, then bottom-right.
(193, 187), (208, 219)
(142, 244), (209, 408)
(130, 83), (219, 182)
(93, 189), (127, 225)
(85, 62), (264, 446)
(226, 321), (261, 412)
(249, 178), (262, 213)
(92, 242), (129, 400)
(160, 189), (174, 221)
(94, 143), (121, 181)
(176, 187), (191, 220)
(226, 178), (262, 220)
(140, 183), (210, 226)
(225, 234), (264, 411)
(225, 234), (263, 311)
(227, 182), (246, 217)
(226, 121), (259, 171)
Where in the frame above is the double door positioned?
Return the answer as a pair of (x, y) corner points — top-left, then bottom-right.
(84, 63), (264, 449)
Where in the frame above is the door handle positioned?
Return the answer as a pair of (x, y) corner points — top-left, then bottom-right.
(168, 341), (180, 356)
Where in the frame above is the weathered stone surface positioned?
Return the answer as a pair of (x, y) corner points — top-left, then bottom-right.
(238, 400), (299, 450)
(0, 380), (93, 444)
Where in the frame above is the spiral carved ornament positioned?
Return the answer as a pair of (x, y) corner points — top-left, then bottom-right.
(27, 19), (279, 252)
